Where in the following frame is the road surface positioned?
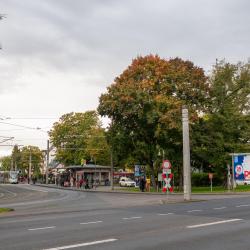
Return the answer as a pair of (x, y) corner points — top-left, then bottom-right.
(1, 184), (250, 250)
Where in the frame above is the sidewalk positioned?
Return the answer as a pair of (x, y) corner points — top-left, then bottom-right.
(35, 183), (178, 195)
(34, 183), (250, 203)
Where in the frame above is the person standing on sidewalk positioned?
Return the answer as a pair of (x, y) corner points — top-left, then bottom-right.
(79, 178), (83, 189)
(139, 177), (146, 192)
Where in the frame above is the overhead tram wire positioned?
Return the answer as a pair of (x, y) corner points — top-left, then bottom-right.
(0, 121), (48, 133)
(5, 117), (58, 120)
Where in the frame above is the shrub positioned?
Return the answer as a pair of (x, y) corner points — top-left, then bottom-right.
(192, 173), (224, 187)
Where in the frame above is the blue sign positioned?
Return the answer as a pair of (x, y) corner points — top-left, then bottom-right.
(234, 155), (250, 181)
(134, 165), (145, 177)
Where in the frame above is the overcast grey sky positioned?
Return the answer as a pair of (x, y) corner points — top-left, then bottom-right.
(0, 0), (249, 156)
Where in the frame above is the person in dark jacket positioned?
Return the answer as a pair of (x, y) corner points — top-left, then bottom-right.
(139, 177), (146, 192)
(85, 178), (89, 189)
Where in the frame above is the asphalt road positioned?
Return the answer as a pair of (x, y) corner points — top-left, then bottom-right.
(1, 184), (250, 250)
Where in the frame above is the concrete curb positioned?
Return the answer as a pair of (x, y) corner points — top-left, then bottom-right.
(33, 184), (250, 196)
(34, 184), (181, 196)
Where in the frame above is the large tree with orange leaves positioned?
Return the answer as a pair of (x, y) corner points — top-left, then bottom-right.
(98, 55), (208, 187)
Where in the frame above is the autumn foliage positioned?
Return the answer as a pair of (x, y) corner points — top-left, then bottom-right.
(98, 55), (209, 187)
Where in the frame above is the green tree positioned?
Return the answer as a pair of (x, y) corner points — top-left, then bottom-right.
(49, 111), (110, 166)
(98, 55), (208, 187)
(191, 60), (250, 175)
(0, 156), (11, 171)
(11, 144), (21, 170)
(19, 146), (43, 177)
(85, 128), (110, 166)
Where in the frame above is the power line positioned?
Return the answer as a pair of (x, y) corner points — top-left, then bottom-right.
(6, 117), (58, 120)
(0, 121), (48, 133)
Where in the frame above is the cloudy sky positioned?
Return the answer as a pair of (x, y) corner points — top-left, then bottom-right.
(0, 0), (249, 156)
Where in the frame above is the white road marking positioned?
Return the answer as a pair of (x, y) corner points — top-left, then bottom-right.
(213, 207), (226, 210)
(187, 219), (242, 229)
(19, 186), (49, 193)
(27, 188), (48, 193)
(187, 210), (202, 213)
(0, 188), (17, 197)
(80, 221), (103, 225)
(122, 216), (142, 220)
(157, 213), (174, 216)
(28, 226), (56, 231)
(236, 204), (250, 208)
(43, 238), (118, 250)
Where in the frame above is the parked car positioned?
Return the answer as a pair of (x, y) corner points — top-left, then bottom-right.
(119, 177), (136, 187)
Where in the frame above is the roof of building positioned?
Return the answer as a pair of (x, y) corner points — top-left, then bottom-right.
(66, 164), (111, 170)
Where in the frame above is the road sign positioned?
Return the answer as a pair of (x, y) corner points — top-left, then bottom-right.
(162, 160), (171, 169)
(208, 173), (213, 179)
(162, 173), (173, 192)
(162, 160), (171, 174)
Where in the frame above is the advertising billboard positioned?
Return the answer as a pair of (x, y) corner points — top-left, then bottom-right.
(233, 154), (250, 182)
(134, 165), (145, 177)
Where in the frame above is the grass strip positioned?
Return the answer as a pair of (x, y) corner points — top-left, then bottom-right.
(0, 208), (14, 213)
(118, 185), (250, 193)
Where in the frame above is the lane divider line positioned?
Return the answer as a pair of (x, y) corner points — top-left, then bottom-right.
(187, 219), (242, 229)
(122, 216), (142, 220)
(236, 204), (250, 207)
(187, 210), (202, 213)
(80, 221), (103, 225)
(43, 238), (118, 250)
(213, 207), (226, 210)
(28, 226), (56, 231)
(157, 213), (174, 216)
(26, 188), (49, 193)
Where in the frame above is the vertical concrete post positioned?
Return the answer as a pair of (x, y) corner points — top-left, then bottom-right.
(182, 106), (191, 201)
(46, 140), (49, 184)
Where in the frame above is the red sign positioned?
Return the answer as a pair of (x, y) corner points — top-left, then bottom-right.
(244, 171), (250, 180)
(162, 160), (171, 175)
(162, 173), (173, 192)
(208, 173), (213, 179)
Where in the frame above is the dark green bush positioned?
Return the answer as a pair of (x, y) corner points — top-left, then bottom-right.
(191, 173), (224, 187)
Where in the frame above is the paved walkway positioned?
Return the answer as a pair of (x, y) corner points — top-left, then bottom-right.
(34, 183), (250, 203)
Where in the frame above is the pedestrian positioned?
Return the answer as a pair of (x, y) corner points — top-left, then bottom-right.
(85, 178), (89, 189)
(70, 177), (74, 187)
(140, 177), (145, 192)
(79, 178), (83, 189)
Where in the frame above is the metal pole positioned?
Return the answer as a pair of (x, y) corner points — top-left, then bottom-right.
(182, 106), (191, 201)
(11, 157), (14, 171)
(232, 155), (235, 190)
(28, 149), (31, 184)
(227, 164), (231, 192)
(46, 140), (49, 184)
(94, 158), (96, 189)
(110, 149), (114, 190)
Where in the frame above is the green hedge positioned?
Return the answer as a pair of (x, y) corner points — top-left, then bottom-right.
(191, 173), (224, 187)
